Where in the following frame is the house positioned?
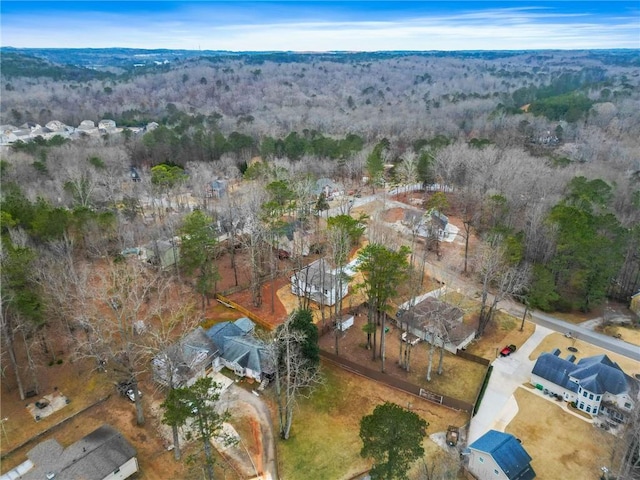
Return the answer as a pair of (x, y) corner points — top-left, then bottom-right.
(531, 351), (639, 422)
(402, 210), (458, 243)
(206, 318), (273, 381)
(218, 336), (274, 381)
(269, 219), (311, 258)
(206, 179), (228, 198)
(142, 239), (179, 270)
(467, 430), (535, 480)
(313, 178), (344, 199)
(291, 258), (349, 307)
(152, 327), (220, 387)
(397, 296), (474, 353)
(0, 424), (138, 480)
(427, 210), (458, 242)
(98, 119), (117, 132)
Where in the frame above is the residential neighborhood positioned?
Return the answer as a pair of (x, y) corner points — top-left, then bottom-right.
(1, 40), (639, 480)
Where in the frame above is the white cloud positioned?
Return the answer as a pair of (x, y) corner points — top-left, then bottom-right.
(2, 6), (638, 50)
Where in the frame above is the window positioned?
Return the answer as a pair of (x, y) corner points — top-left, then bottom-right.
(586, 406), (591, 413)
(589, 393), (594, 400)
(494, 469), (500, 475)
(583, 391), (587, 397)
(479, 457), (484, 463)
(580, 402), (584, 409)
(624, 402), (632, 409)
(596, 395), (601, 401)
(113, 468), (120, 474)
(593, 408), (598, 415)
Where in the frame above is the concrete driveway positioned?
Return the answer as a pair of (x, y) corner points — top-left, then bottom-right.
(468, 324), (553, 443)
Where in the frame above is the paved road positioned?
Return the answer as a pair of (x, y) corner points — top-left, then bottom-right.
(502, 304), (640, 362)
(422, 258), (640, 362)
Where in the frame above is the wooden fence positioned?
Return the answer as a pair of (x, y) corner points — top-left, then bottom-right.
(215, 293), (274, 331)
(455, 349), (491, 366)
(320, 350), (474, 413)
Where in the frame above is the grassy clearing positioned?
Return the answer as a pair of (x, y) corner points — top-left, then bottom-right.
(600, 324), (640, 347)
(276, 361), (468, 480)
(508, 388), (614, 480)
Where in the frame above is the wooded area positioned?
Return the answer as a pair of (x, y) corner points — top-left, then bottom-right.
(1, 50), (639, 477)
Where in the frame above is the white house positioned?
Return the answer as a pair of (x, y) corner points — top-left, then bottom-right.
(531, 351), (639, 422)
(467, 429), (535, 480)
(2, 424), (138, 480)
(291, 258), (349, 307)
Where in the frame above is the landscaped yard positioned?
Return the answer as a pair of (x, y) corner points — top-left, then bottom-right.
(275, 360), (468, 480)
(507, 387), (615, 480)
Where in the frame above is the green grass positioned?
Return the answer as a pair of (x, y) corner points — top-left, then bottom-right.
(277, 365), (369, 480)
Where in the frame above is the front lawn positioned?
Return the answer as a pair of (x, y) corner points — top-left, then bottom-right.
(507, 388), (614, 480)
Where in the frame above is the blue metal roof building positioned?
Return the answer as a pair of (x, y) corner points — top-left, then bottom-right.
(468, 430), (535, 480)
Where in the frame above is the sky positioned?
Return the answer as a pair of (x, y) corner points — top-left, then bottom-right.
(1, 1), (639, 51)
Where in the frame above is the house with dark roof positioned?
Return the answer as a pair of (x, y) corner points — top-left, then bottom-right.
(2, 424), (138, 480)
(206, 318), (273, 381)
(531, 351), (639, 422)
(152, 327), (220, 387)
(291, 258), (349, 307)
(397, 296), (474, 353)
(467, 430), (535, 480)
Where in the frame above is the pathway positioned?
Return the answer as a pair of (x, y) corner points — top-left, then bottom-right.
(467, 324), (552, 443)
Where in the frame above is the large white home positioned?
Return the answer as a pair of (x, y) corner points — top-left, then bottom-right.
(291, 258), (349, 307)
(531, 350), (639, 423)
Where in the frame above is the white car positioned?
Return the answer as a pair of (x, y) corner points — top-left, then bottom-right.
(126, 389), (142, 402)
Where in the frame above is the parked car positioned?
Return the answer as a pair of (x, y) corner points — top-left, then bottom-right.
(500, 344), (517, 357)
(446, 425), (459, 446)
(126, 389), (142, 403)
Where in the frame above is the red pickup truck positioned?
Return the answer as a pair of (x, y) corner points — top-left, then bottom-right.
(500, 344), (517, 357)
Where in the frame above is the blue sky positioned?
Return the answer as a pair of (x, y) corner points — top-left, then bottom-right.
(1, 1), (639, 51)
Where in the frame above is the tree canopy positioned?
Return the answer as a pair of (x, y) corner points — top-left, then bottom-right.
(360, 402), (428, 480)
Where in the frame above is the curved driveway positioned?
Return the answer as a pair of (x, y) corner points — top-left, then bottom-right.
(222, 384), (278, 480)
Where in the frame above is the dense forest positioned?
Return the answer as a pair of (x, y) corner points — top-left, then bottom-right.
(1, 49), (639, 392)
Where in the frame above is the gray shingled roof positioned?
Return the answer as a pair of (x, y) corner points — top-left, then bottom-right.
(532, 352), (636, 397)
(470, 430), (536, 480)
(222, 336), (274, 375)
(296, 258), (338, 290)
(153, 327), (219, 386)
(403, 297), (465, 335)
(234, 317), (255, 335)
(23, 425), (136, 480)
(207, 321), (244, 350)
